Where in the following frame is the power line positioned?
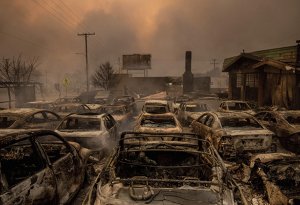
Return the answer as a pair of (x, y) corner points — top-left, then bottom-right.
(0, 30), (56, 53)
(31, 0), (99, 62)
(32, 0), (76, 33)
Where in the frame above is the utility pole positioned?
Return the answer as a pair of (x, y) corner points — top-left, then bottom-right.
(210, 59), (219, 70)
(77, 32), (95, 92)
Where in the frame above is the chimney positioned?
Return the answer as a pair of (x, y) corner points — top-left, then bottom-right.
(183, 51), (194, 94)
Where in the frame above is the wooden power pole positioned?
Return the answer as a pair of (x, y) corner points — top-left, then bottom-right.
(77, 32), (95, 92)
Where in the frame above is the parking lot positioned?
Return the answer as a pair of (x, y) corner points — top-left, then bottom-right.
(0, 96), (299, 205)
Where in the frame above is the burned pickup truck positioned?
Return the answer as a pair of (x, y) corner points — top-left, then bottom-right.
(0, 130), (90, 205)
(191, 112), (274, 160)
(83, 132), (238, 205)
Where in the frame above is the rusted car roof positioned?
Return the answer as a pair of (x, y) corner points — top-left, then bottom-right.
(62, 113), (106, 120)
(144, 99), (168, 105)
(0, 129), (58, 147)
(212, 111), (253, 118)
(0, 108), (47, 118)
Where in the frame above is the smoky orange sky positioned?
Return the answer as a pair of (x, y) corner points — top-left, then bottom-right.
(0, 0), (300, 85)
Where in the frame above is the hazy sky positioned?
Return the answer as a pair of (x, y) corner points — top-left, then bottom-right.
(0, 0), (299, 84)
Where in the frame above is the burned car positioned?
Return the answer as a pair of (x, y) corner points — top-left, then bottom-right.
(230, 152), (300, 204)
(112, 95), (138, 114)
(134, 113), (182, 133)
(55, 113), (118, 157)
(254, 110), (300, 153)
(218, 100), (255, 115)
(54, 96), (81, 104)
(0, 129), (90, 205)
(0, 108), (61, 129)
(177, 101), (208, 125)
(83, 132), (237, 205)
(52, 103), (92, 117)
(23, 100), (56, 110)
(98, 104), (133, 125)
(191, 112), (274, 159)
(142, 100), (171, 114)
(171, 95), (192, 112)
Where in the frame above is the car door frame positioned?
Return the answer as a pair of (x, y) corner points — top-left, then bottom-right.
(34, 133), (82, 204)
(0, 136), (57, 205)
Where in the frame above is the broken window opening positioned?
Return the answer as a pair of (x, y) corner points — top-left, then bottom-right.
(0, 116), (17, 128)
(58, 118), (101, 131)
(220, 117), (262, 128)
(141, 117), (176, 128)
(36, 135), (71, 164)
(0, 139), (44, 189)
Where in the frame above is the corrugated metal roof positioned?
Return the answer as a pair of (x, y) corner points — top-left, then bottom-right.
(223, 45), (297, 70)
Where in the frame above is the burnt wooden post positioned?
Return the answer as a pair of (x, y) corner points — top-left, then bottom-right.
(228, 73), (233, 99)
(258, 71), (266, 107)
(240, 73), (246, 101)
(7, 87), (11, 109)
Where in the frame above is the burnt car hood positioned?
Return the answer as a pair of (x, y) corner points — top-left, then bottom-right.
(223, 128), (273, 136)
(249, 152), (297, 168)
(55, 130), (110, 150)
(95, 184), (227, 205)
(56, 130), (106, 138)
(288, 124), (300, 135)
(136, 127), (182, 133)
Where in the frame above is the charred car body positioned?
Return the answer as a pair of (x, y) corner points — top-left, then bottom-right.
(191, 112), (274, 159)
(177, 101), (208, 125)
(134, 113), (182, 134)
(83, 132), (237, 205)
(255, 110), (300, 153)
(229, 152), (300, 204)
(0, 108), (61, 129)
(218, 100), (255, 116)
(0, 130), (90, 205)
(22, 101), (56, 110)
(112, 95), (138, 115)
(98, 104), (133, 126)
(52, 103), (92, 117)
(55, 113), (118, 156)
(142, 100), (171, 114)
(171, 95), (192, 113)
(54, 96), (81, 105)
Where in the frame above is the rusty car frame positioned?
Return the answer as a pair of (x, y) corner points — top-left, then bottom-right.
(55, 113), (118, 157)
(142, 100), (171, 114)
(0, 108), (61, 130)
(176, 101), (208, 126)
(134, 112), (182, 134)
(83, 132), (238, 205)
(0, 129), (90, 205)
(191, 111), (274, 160)
(218, 100), (256, 116)
(254, 110), (300, 153)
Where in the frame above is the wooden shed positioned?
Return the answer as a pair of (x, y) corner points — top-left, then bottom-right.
(223, 44), (300, 109)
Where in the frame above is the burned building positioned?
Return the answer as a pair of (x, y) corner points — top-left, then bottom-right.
(223, 42), (300, 109)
